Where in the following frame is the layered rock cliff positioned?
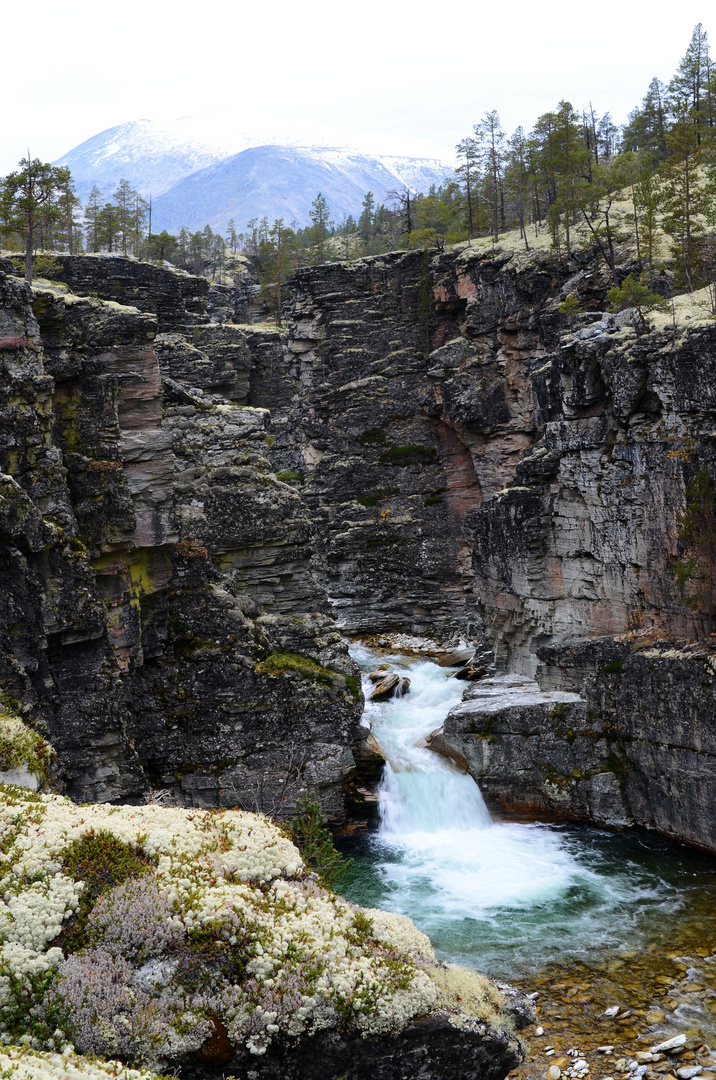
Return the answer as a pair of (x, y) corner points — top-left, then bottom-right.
(270, 244), (716, 849)
(2, 242), (716, 851)
(0, 267), (362, 815)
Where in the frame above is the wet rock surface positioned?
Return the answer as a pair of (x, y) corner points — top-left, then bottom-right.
(511, 937), (716, 1080)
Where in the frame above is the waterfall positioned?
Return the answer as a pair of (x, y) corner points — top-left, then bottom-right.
(347, 644), (672, 974)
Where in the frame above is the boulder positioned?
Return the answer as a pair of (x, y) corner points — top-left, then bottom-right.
(371, 673), (401, 700)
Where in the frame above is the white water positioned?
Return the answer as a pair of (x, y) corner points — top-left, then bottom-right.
(349, 645), (671, 973)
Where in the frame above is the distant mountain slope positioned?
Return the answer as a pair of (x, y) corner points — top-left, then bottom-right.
(55, 119), (229, 202)
(55, 115), (453, 232)
(151, 144), (451, 233)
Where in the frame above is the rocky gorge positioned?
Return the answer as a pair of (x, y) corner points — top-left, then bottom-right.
(1, 241), (716, 1077)
(1, 244), (716, 842)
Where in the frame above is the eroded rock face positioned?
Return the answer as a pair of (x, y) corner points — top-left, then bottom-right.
(0, 270), (362, 814)
(273, 247), (715, 663)
(275, 253), (486, 639)
(272, 247), (716, 847)
(431, 641), (716, 851)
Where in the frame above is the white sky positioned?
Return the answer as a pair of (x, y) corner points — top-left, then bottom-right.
(1, 1), (712, 174)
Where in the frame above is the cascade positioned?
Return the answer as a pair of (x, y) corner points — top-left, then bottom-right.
(346, 646), (716, 985)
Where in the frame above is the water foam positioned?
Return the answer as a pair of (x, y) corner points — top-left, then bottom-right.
(348, 645), (668, 973)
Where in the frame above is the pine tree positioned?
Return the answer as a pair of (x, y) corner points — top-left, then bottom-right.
(505, 127), (530, 250)
(668, 23), (711, 140)
(358, 191), (375, 249)
(84, 187), (103, 252)
(0, 157), (71, 282)
(606, 272), (669, 330)
(623, 78), (669, 159)
(456, 137), (479, 242)
(661, 106), (714, 289)
(309, 193), (332, 262)
(474, 111), (505, 242)
(633, 162), (663, 281)
(55, 173), (81, 253)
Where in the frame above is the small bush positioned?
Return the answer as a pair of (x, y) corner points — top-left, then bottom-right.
(378, 445), (438, 466)
(57, 831), (156, 953)
(85, 878), (182, 962)
(559, 294), (582, 319)
(607, 273), (669, 328)
(290, 792), (353, 888)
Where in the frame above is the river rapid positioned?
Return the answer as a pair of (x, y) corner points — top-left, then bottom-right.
(338, 646), (716, 1080)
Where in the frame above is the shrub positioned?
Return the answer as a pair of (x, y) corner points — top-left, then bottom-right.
(607, 273), (669, 329)
(378, 445), (438, 466)
(57, 831), (155, 953)
(290, 792), (353, 888)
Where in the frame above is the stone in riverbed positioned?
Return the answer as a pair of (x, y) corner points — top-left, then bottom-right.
(651, 1037), (688, 1054)
(605, 1006), (621, 1017)
(547, 1067), (562, 1080)
(676, 1068), (703, 1079)
(646, 1011), (667, 1025)
(370, 673), (401, 700)
(368, 664), (394, 682)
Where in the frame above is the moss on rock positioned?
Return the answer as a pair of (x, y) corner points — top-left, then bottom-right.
(0, 788), (522, 1076)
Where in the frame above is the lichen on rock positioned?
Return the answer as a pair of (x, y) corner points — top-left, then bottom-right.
(0, 786), (523, 1076)
(0, 698), (55, 789)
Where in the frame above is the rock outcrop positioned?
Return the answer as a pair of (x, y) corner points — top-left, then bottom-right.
(0, 268), (362, 814)
(0, 784), (528, 1080)
(436, 638), (715, 851)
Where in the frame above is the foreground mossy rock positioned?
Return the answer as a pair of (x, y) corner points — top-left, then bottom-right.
(0, 1047), (158, 1080)
(0, 698), (55, 789)
(0, 787), (527, 1079)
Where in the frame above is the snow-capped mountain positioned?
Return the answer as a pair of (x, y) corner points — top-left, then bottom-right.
(55, 114), (454, 232)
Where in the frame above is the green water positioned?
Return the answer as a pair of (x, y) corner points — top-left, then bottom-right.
(339, 825), (716, 981)
(341, 645), (716, 1055)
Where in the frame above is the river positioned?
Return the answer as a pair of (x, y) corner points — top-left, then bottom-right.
(338, 646), (716, 1080)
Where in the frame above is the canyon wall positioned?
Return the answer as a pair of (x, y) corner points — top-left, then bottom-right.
(275, 245), (715, 658)
(272, 244), (716, 848)
(0, 267), (362, 815)
(2, 245), (715, 848)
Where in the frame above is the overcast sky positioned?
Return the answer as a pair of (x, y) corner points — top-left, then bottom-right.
(1, 1), (712, 174)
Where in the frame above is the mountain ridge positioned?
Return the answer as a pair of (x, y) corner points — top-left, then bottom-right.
(55, 115), (454, 232)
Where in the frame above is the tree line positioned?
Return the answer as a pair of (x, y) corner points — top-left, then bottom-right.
(2, 24), (716, 295)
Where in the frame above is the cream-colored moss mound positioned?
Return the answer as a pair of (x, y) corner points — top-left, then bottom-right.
(0, 700), (55, 787)
(0, 1046), (158, 1079)
(0, 787), (448, 1071)
(428, 963), (517, 1033)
